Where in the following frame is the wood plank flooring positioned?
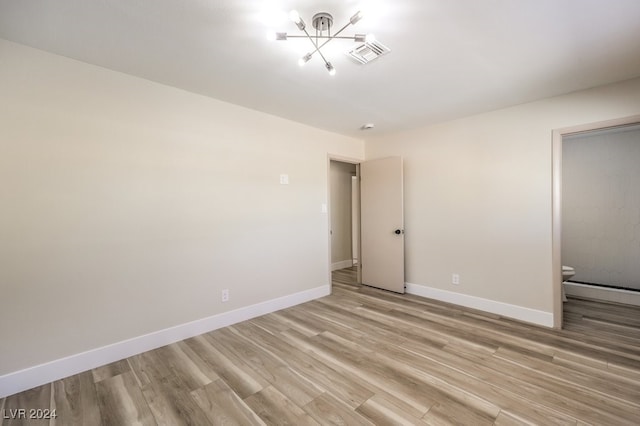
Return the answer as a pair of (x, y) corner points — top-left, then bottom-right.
(2, 267), (639, 425)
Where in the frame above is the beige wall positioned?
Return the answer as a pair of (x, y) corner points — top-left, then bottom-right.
(562, 125), (640, 290)
(365, 77), (640, 316)
(0, 40), (364, 376)
(330, 161), (356, 266)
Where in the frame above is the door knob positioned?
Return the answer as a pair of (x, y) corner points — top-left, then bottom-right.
(394, 229), (402, 235)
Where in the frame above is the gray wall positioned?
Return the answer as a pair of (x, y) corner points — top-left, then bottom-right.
(562, 125), (640, 290)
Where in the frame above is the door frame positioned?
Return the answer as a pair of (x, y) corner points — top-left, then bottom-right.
(327, 154), (362, 288)
(551, 114), (640, 329)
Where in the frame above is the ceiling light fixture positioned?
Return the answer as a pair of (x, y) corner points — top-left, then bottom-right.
(270, 9), (374, 76)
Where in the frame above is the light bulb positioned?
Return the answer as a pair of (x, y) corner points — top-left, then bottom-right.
(289, 10), (305, 30)
(289, 10), (301, 24)
(326, 62), (336, 76)
(266, 31), (276, 41)
(298, 53), (312, 66)
(350, 10), (364, 25)
(365, 33), (376, 43)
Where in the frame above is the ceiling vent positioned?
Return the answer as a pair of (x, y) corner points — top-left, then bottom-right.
(346, 40), (391, 64)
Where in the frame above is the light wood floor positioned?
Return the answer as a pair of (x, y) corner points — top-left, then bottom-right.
(2, 268), (639, 425)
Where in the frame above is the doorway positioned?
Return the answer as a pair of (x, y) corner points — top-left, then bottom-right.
(328, 156), (405, 293)
(329, 160), (359, 276)
(552, 114), (640, 328)
(562, 124), (640, 296)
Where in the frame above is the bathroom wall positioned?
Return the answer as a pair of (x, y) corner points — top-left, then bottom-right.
(562, 124), (640, 290)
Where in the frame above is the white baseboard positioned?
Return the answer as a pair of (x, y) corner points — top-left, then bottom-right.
(405, 282), (554, 328)
(0, 284), (330, 399)
(331, 260), (354, 271)
(564, 282), (640, 307)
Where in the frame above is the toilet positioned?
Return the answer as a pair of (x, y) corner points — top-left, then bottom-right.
(561, 266), (575, 302)
(562, 265), (575, 282)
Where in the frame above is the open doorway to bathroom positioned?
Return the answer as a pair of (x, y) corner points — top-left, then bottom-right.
(562, 124), (640, 301)
(553, 115), (640, 329)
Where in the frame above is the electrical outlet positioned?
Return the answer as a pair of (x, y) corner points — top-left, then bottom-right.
(221, 289), (229, 302)
(452, 274), (460, 285)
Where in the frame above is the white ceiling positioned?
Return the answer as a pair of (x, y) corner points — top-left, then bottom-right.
(1, 0), (640, 138)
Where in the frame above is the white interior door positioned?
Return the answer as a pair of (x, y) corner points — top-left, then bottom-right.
(360, 156), (405, 293)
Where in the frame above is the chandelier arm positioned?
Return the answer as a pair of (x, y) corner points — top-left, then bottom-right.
(318, 51), (330, 66)
(310, 20), (353, 56)
(301, 19), (354, 62)
(310, 37), (330, 65)
(285, 35), (358, 39)
(302, 27), (319, 48)
(326, 20), (352, 40)
(294, 14), (359, 73)
(300, 26), (331, 66)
